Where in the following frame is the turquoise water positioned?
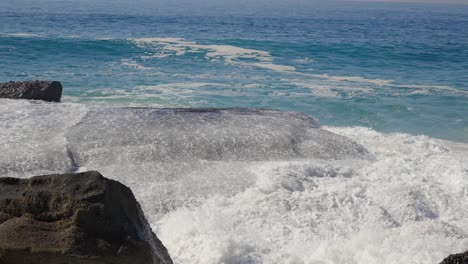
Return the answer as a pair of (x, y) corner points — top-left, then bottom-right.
(1, 1), (467, 141)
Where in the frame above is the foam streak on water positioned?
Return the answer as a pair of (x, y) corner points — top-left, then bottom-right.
(132, 37), (297, 73)
(0, 100), (467, 263)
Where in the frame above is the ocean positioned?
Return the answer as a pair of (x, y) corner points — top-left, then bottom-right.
(1, 1), (468, 263)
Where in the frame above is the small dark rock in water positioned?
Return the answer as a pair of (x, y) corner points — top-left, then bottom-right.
(0, 80), (62, 102)
(440, 251), (468, 264)
(0, 171), (172, 264)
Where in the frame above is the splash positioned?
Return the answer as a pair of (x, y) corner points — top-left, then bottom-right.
(157, 127), (468, 264)
(1, 100), (467, 263)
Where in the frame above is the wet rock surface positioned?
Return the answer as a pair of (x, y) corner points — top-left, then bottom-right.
(440, 251), (468, 264)
(0, 171), (172, 264)
(0, 80), (62, 102)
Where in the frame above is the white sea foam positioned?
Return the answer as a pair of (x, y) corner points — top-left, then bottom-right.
(286, 74), (466, 98)
(1, 101), (466, 264)
(294, 57), (315, 63)
(249, 62), (296, 72)
(156, 126), (468, 264)
(71, 83), (234, 105)
(302, 73), (394, 86)
(136, 82), (225, 91)
(135, 37), (187, 43)
(292, 73), (465, 97)
(120, 59), (153, 70)
(131, 37), (295, 73)
(289, 80), (374, 98)
(0, 100), (87, 176)
(242, 83), (266, 89)
(130, 37), (466, 97)
(135, 83), (230, 102)
(305, 85), (342, 98)
(393, 84), (468, 96)
(1, 33), (41, 38)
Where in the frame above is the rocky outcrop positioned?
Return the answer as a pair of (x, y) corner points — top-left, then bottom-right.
(440, 251), (468, 264)
(0, 171), (172, 264)
(0, 80), (62, 102)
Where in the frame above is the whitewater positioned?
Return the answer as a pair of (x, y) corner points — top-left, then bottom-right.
(1, 99), (467, 263)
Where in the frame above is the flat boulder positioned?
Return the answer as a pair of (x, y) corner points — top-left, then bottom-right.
(440, 251), (468, 264)
(0, 80), (62, 102)
(0, 171), (172, 264)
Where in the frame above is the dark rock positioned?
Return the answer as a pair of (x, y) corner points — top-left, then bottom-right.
(0, 80), (62, 102)
(0, 171), (172, 264)
(440, 251), (468, 264)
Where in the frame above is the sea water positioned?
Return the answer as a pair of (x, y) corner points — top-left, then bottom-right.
(0, 1), (467, 263)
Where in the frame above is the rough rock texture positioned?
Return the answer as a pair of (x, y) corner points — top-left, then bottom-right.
(0, 171), (172, 264)
(440, 251), (468, 264)
(0, 80), (62, 102)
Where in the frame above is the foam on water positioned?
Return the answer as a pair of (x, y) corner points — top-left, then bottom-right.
(392, 84), (468, 96)
(0, 100), (87, 177)
(157, 127), (468, 264)
(136, 83), (227, 91)
(121, 59), (154, 70)
(126, 37), (467, 101)
(1, 99), (467, 263)
(64, 107), (368, 217)
(131, 37), (296, 73)
(0, 33), (41, 38)
(307, 74), (394, 86)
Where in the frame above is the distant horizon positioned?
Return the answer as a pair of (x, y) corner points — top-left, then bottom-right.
(347, 0), (468, 4)
(3, 0), (468, 4)
(1, 0), (467, 17)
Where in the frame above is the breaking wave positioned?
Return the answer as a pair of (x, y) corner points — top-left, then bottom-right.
(0, 99), (467, 263)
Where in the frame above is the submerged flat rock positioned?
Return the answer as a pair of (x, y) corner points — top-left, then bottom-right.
(0, 80), (62, 102)
(65, 107), (370, 216)
(0, 171), (173, 264)
(67, 107), (369, 163)
(0, 100), (371, 222)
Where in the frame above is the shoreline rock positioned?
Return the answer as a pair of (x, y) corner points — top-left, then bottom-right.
(439, 251), (468, 264)
(0, 80), (62, 102)
(0, 171), (172, 264)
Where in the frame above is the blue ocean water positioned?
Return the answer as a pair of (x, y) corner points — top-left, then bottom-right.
(1, 1), (467, 142)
